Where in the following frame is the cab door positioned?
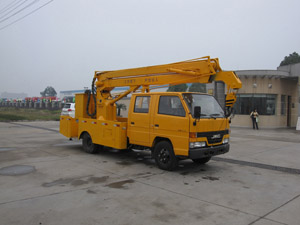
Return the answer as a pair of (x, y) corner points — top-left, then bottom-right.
(151, 95), (189, 156)
(128, 95), (151, 146)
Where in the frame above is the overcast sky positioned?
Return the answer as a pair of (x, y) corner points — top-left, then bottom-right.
(0, 0), (299, 97)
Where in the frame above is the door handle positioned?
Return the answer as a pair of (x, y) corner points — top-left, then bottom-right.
(154, 124), (159, 127)
(131, 122), (135, 125)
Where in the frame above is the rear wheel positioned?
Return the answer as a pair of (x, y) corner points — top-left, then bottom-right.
(153, 141), (178, 171)
(192, 157), (211, 164)
(82, 133), (99, 154)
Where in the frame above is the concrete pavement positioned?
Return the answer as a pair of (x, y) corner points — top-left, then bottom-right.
(0, 121), (299, 225)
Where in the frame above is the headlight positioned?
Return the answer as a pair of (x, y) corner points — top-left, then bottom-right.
(223, 138), (229, 144)
(189, 141), (206, 148)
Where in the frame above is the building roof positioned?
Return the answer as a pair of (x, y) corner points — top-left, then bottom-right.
(277, 62), (300, 77)
(60, 90), (85, 94)
(235, 70), (290, 79)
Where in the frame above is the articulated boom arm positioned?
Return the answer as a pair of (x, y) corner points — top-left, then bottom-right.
(90, 56), (242, 120)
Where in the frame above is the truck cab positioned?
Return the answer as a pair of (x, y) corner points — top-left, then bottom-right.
(128, 92), (230, 170)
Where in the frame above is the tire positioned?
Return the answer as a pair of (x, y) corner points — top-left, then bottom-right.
(192, 157), (211, 164)
(82, 133), (98, 154)
(153, 141), (178, 171)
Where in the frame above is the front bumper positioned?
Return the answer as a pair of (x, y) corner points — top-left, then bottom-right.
(189, 144), (229, 159)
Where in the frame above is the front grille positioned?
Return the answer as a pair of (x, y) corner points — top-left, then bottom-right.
(197, 130), (229, 144)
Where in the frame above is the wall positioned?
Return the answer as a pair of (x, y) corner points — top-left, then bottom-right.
(278, 63), (300, 117)
(231, 74), (299, 128)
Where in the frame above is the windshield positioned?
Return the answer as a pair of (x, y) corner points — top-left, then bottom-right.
(182, 93), (224, 118)
(64, 104), (71, 109)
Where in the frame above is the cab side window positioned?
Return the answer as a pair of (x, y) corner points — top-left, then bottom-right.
(134, 96), (150, 113)
(158, 96), (186, 117)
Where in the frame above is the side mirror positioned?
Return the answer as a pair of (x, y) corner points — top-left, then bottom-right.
(194, 106), (201, 119)
(225, 107), (232, 118)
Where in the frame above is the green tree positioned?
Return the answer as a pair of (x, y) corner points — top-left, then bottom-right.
(280, 52), (300, 66)
(40, 86), (57, 97)
(116, 103), (127, 116)
(167, 83), (188, 92)
(188, 83), (207, 93)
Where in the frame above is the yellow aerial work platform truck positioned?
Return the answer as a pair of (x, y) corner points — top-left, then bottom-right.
(60, 56), (242, 170)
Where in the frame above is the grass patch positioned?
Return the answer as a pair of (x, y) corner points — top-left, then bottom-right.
(0, 107), (61, 121)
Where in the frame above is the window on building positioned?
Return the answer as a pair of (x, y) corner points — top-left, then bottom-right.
(234, 94), (277, 115)
(158, 96), (186, 117)
(281, 95), (286, 115)
(134, 96), (150, 113)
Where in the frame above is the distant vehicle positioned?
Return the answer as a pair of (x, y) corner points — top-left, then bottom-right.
(61, 103), (75, 118)
(62, 96), (75, 103)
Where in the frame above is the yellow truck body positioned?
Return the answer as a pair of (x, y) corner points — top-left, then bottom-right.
(59, 56), (241, 170)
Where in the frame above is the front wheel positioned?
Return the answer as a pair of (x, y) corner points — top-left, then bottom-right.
(82, 133), (99, 154)
(192, 157), (211, 164)
(153, 141), (178, 171)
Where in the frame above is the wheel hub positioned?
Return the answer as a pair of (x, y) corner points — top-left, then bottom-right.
(158, 148), (170, 164)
